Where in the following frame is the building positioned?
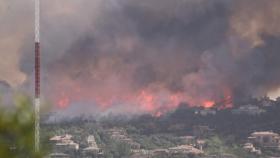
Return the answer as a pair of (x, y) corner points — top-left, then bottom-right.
(107, 128), (141, 149)
(196, 139), (206, 151)
(218, 154), (237, 158)
(202, 154), (237, 158)
(49, 134), (79, 156)
(243, 143), (262, 155)
(195, 109), (217, 116)
(56, 142), (79, 152)
(82, 135), (103, 157)
(232, 105), (265, 115)
(87, 135), (98, 148)
(132, 143), (203, 157)
(248, 131), (280, 149)
(150, 149), (169, 157)
(259, 96), (274, 107)
(180, 136), (196, 145)
(48, 153), (70, 158)
(50, 134), (73, 143)
(169, 144), (204, 156)
(82, 147), (103, 158)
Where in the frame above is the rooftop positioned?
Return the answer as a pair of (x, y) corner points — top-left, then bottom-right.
(251, 131), (279, 136)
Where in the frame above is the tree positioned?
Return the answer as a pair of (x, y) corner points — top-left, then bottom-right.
(0, 95), (46, 158)
(104, 141), (131, 158)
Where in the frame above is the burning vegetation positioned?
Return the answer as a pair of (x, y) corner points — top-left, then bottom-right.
(43, 0), (280, 115)
(1, 0), (280, 115)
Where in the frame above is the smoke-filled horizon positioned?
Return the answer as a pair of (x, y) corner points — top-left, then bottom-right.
(1, 0), (280, 114)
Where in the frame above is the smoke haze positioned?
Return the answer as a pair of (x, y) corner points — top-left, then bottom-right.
(1, 0), (280, 114)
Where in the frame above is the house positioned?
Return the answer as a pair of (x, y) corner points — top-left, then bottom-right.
(232, 105), (265, 115)
(248, 131), (280, 149)
(243, 143), (262, 155)
(132, 144), (203, 157)
(50, 134), (73, 143)
(87, 135), (98, 148)
(48, 153), (70, 158)
(219, 154), (237, 158)
(196, 109), (217, 116)
(169, 144), (204, 156)
(150, 149), (169, 156)
(49, 134), (79, 156)
(82, 146), (103, 158)
(56, 142), (79, 151)
(202, 154), (237, 158)
(82, 135), (103, 157)
(259, 96), (274, 107)
(196, 139), (206, 151)
(107, 128), (141, 149)
(180, 136), (196, 145)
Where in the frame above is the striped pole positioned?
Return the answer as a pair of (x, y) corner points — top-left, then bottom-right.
(34, 0), (40, 152)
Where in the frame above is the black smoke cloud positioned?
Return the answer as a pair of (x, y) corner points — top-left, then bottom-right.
(47, 0), (233, 106)
(1, 0), (280, 112)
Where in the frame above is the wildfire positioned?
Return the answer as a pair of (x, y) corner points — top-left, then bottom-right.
(154, 111), (163, 118)
(137, 90), (187, 113)
(53, 85), (234, 114)
(203, 100), (215, 108)
(138, 90), (156, 112)
(57, 92), (70, 109)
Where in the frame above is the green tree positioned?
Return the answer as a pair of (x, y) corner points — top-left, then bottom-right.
(104, 141), (131, 158)
(205, 135), (229, 155)
(0, 96), (46, 158)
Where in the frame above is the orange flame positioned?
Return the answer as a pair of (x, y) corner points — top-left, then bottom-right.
(53, 84), (234, 114)
(57, 94), (70, 109)
(203, 100), (215, 108)
(138, 90), (156, 112)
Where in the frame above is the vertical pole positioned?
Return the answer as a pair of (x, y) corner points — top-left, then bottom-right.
(34, 0), (40, 153)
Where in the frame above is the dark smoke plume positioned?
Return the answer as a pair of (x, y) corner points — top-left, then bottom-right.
(1, 0), (280, 114)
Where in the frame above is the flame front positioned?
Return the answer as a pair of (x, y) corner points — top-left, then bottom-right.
(53, 84), (233, 115)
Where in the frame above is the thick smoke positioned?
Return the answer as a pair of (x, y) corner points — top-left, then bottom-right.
(0, 0), (32, 87)
(230, 0), (280, 47)
(1, 0), (280, 114)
